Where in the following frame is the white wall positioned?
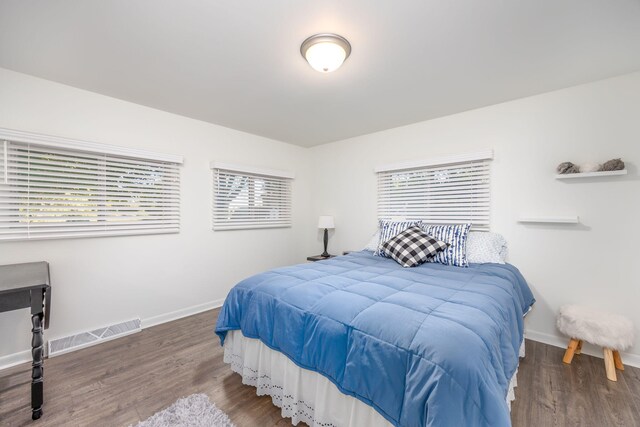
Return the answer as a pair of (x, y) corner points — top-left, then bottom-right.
(306, 72), (640, 362)
(0, 68), (314, 363)
(2, 67), (639, 368)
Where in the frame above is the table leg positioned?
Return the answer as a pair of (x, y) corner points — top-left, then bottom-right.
(30, 290), (44, 420)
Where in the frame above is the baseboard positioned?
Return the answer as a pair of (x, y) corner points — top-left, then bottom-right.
(142, 298), (225, 329)
(525, 328), (640, 368)
(0, 298), (225, 371)
(0, 349), (32, 371)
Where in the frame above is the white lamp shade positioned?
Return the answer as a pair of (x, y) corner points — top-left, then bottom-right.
(305, 42), (347, 73)
(301, 34), (351, 73)
(318, 215), (335, 229)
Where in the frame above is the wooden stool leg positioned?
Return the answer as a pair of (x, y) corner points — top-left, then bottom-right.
(563, 338), (580, 364)
(575, 340), (583, 355)
(604, 348), (617, 381)
(613, 351), (624, 371)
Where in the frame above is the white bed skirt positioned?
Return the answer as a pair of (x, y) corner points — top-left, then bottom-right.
(223, 330), (525, 427)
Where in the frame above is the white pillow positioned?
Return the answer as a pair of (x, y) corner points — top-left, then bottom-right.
(466, 232), (507, 264)
(363, 230), (380, 252)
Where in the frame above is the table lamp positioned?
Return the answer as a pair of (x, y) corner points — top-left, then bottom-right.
(318, 215), (335, 257)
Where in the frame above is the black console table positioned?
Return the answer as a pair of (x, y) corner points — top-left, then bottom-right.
(0, 262), (51, 420)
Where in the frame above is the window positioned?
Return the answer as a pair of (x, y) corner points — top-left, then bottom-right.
(211, 162), (293, 230)
(0, 128), (183, 241)
(376, 150), (492, 231)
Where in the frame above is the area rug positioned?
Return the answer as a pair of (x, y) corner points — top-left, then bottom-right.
(133, 393), (235, 427)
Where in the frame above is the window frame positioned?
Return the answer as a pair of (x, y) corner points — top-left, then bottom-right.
(210, 162), (293, 231)
(0, 128), (183, 242)
(375, 150), (493, 231)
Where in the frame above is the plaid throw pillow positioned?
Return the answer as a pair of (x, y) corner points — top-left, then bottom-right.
(381, 226), (448, 268)
(374, 219), (422, 257)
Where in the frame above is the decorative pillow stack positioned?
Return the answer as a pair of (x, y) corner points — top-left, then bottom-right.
(370, 220), (485, 268)
(373, 219), (422, 257)
(380, 226), (448, 268)
(420, 223), (472, 267)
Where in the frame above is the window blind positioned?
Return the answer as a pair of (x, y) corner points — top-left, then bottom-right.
(0, 140), (181, 241)
(377, 156), (491, 231)
(212, 166), (292, 231)
(0, 141), (6, 185)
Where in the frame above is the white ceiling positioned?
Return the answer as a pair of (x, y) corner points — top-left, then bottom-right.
(1, 1), (639, 147)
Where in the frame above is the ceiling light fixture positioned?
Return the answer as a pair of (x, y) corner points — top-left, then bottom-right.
(300, 33), (351, 73)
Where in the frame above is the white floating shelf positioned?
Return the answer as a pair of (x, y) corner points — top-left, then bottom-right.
(518, 216), (580, 224)
(556, 170), (627, 179)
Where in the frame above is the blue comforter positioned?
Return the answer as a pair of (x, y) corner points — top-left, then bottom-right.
(216, 251), (535, 427)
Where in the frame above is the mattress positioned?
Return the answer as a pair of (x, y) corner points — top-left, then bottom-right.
(216, 251), (535, 426)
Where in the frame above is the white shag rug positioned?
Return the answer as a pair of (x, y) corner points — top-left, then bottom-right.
(132, 394), (235, 427)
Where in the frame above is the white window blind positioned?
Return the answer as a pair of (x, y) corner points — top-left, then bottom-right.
(376, 151), (492, 231)
(212, 163), (292, 231)
(0, 141), (7, 185)
(0, 131), (182, 241)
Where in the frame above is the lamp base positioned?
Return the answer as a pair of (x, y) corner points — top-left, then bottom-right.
(322, 228), (330, 258)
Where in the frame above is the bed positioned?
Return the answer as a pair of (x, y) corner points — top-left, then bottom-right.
(215, 250), (535, 427)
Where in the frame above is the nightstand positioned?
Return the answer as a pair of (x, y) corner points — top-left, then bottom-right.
(306, 255), (336, 262)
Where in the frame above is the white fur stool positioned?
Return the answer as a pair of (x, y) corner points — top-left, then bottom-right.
(557, 305), (634, 381)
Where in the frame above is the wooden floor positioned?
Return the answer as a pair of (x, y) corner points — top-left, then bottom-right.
(0, 308), (638, 426)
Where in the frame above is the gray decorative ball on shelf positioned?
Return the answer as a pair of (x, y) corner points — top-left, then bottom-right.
(556, 161), (580, 174)
(599, 158), (625, 171)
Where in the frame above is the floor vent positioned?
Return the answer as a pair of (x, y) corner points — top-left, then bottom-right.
(48, 318), (141, 357)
